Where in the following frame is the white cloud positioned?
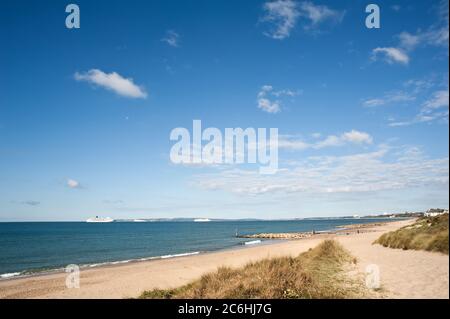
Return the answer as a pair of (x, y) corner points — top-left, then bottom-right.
(278, 137), (310, 150)
(372, 1), (448, 66)
(363, 89), (417, 107)
(298, 1), (345, 27)
(75, 69), (147, 99)
(388, 120), (412, 127)
(315, 130), (372, 148)
(363, 98), (386, 107)
(390, 2), (448, 55)
(314, 135), (342, 148)
(257, 85), (299, 113)
(261, 0), (299, 39)
(372, 47), (410, 65)
(388, 88), (449, 127)
(398, 32), (421, 50)
(257, 98), (281, 113)
(341, 130), (373, 144)
(387, 91), (417, 102)
(416, 89), (449, 123)
(162, 30), (180, 47)
(272, 88), (300, 97)
(364, 76), (443, 116)
(279, 130), (373, 150)
(397, 27), (449, 51)
(422, 90), (449, 110)
(421, 0), (449, 47)
(67, 179), (82, 189)
(194, 146), (449, 196)
(261, 1), (344, 39)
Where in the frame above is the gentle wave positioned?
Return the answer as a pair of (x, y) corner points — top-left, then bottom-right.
(0, 251), (203, 279)
(244, 240), (262, 245)
(86, 252), (201, 268)
(0, 272), (21, 279)
(160, 251), (200, 259)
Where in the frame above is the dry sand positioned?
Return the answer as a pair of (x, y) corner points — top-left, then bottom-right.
(0, 219), (448, 299)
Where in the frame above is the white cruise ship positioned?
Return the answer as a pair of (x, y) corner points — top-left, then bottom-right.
(86, 216), (115, 223)
(193, 218), (211, 222)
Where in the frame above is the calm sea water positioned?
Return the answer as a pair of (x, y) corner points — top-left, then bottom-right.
(0, 218), (394, 277)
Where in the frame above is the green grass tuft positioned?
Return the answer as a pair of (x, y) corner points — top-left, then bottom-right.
(374, 214), (449, 254)
(140, 240), (365, 299)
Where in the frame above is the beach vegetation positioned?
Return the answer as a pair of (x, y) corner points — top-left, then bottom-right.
(374, 214), (449, 254)
(140, 240), (365, 299)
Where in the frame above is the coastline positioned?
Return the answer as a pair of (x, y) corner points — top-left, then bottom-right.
(0, 238), (285, 283)
(0, 219), (448, 299)
(0, 218), (397, 281)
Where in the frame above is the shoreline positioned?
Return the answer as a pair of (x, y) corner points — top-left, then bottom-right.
(237, 220), (395, 239)
(0, 218), (400, 282)
(0, 239), (284, 283)
(0, 219), (398, 281)
(0, 219), (448, 299)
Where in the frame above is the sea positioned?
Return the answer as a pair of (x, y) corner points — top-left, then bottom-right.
(0, 218), (397, 278)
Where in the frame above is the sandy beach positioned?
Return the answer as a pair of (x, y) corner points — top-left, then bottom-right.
(0, 219), (448, 299)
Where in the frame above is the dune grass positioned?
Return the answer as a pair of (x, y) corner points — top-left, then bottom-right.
(375, 214), (449, 254)
(140, 240), (365, 299)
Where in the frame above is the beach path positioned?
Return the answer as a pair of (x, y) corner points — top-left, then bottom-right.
(335, 220), (449, 299)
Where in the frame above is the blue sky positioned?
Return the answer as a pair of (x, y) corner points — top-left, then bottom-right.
(0, 0), (448, 221)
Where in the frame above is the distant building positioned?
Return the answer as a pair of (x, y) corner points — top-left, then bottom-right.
(424, 208), (448, 217)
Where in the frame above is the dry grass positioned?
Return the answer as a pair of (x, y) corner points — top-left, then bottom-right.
(375, 214), (449, 254)
(140, 240), (365, 299)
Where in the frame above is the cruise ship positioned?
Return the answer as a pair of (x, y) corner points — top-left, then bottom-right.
(86, 216), (115, 223)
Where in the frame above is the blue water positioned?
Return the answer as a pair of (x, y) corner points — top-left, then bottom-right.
(0, 218), (396, 277)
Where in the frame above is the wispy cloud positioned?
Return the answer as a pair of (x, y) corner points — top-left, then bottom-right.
(20, 200), (40, 206)
(398, 1), (449, 50)
(367, 76), (449, 127)
(75, 69), (147, 99)
(257, 85), (300, 113)
(362, 98), (386, 108)
(194, 145), (448, 196)
(371, 1), (448, 65)
(161, 30), (180, 47)
(409, 89), (450, 125)
(397, 31), (421, 50)
(279, 130), (373, 150)
(371, 47), (410, 65)
(261, 0), (299, 39)
(341, 130), (373, 144)
(261, 0), (344, 39)
(298, 1), (345, 30)
(362, 88), (417, 108)
(422, 89), (449, 110)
